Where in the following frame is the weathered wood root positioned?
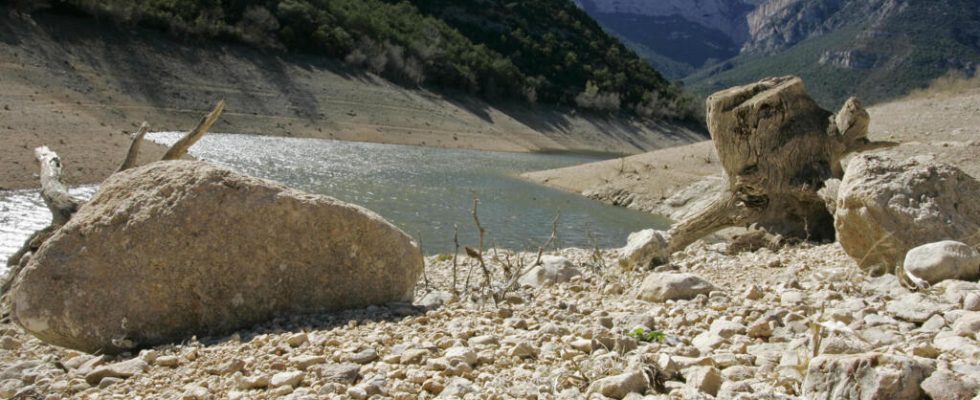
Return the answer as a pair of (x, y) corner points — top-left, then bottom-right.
(666, 77), (897, 253)
(117, 122), (150, 172)
(162, 100), (225, 161)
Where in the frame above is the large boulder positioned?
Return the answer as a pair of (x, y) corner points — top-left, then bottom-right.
(10, 161), (422, 353)
(802, 353), (935, 400)
(835, 154), (980, 275)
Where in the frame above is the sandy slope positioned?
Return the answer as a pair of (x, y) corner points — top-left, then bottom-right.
(0, 12), (704, 190)
(523, 86), (980, 217)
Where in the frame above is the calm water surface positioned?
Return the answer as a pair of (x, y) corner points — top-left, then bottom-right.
(0, 133), (669, 268)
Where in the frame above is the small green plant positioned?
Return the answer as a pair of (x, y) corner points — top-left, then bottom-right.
(435, 253), (453, 262)
(627, 327), (666, 343)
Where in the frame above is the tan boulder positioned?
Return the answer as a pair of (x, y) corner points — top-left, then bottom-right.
(835, 153), (980, 275)
(10, 161), (422, 353)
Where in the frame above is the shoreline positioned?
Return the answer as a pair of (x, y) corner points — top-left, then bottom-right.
(0, 12), (705, 191)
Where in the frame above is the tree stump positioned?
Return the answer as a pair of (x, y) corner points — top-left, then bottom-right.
(667, 76), (895, 253)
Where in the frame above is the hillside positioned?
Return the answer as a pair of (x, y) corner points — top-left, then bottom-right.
(10, 0), (696, 119)
(580, 0), (980, 108)
(0, 11), (705, 190)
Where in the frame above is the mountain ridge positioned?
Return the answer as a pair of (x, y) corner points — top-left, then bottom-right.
(581, 0), (979, 107)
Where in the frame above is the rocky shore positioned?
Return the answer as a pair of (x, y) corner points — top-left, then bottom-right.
(2, 242), (978, 399)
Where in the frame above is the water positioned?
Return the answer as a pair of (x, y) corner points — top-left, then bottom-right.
(0, 133), (669, 268)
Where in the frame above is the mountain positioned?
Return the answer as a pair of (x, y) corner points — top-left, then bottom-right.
(13, 0), (696, 119)
(580, 0), (980, 107)
(575, 0), (757, 78)
(689, 0), (980, 107)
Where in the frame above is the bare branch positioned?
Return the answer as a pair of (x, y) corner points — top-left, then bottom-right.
(35, 146), (82, 226)
(161, 100), (225, 161)
(117, 122), (150, 172)
(470, 192), (496, 306)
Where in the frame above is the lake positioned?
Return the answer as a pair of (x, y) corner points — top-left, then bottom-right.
(0, 134), (669, 269)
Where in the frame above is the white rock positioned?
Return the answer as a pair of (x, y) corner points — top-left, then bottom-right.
(438, 377), (478, 398)
(638, 273), (717, 302)
(683, 366), (722, 396)
(953, 312), (980, 339)
(886, 293), (953, 323)
(620, 229), (670, 269)
(84, 358), (149, 385)
(965, 292), (980, 311)
(270, 371), (304, 388)
(587, 370), (649, 399)
(802, 353), (935, 400)
(835, 154), (980, 274)
(518, 256), (582, 287)
(443, 347), (478, 367)
(921, 369), (980, 400)
(904, 241), (980, 284)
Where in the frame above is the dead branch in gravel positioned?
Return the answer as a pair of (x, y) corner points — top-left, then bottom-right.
(534, 210), (561, 267)
(117, 122), (149, 172)
(469, 192), (497, 305)
(451, 224), (459, 296)
(667, 77), (897, 253)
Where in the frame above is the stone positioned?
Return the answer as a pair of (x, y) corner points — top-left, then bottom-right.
(746, 319), (774, 338)
(181, 385), (210, 400)
(319, 364), (360, 384)
(443, 347), (478, 367)
(155, 356), (180, 368)
(904, 241), (980, 284)
(709, 319), (746, 338)
(965, 292), (980, 311)
(350, 348), (379, 364)
(508, 342), (538, 359)
(684, 366), (722, 396)
(953, 312), (980, 339)
(802, 353), (935, 400)
(721, 366), (757, 382)
(290, 355), (325, 370)
(271, 371), (304, 388)
(835, 154), (980, 275)
(286, 333), (308, 347)
(819, 336), (871, 355)
(399, 349), (429, 365)
(418, 291), (453, 308)
(921, 369), (979, 400)
(886, 293), (953, 323)
(98, 377), (123, 389)
(438, 377), (477, 398)
(587, 370), (649, 399)
(933, 331), (980, 359)
(518, 256), (582, 287)
(0, 337), (20, 351)
(235, 374), (270, 390)
(638, 273), (717, 302)
(9, 161), (423, 353)
(620, 229), (670, 269)
(820, 336), (871, 354)
(206, 358), (245, 375)
(84, 358), (149, 385)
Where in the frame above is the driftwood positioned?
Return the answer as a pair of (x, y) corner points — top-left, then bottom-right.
(3, 101), (225, 276)
(117, 122), (149, 172)
(667, 77), (895, 253)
